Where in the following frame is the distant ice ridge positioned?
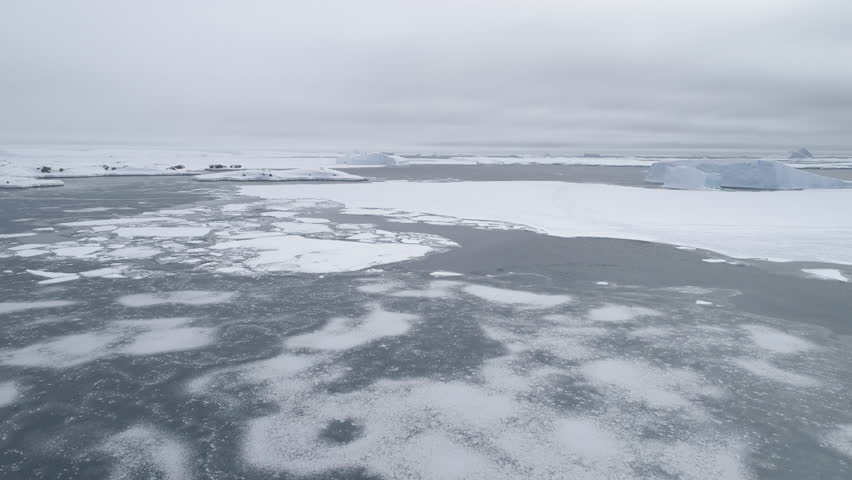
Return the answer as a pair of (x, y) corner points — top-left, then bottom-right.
(646, 159), (850, 190)
(336, 151), (401, 166)
(194, 168), (366, 182)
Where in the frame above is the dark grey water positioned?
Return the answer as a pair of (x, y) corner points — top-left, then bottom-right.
(1, 171), (850, 480)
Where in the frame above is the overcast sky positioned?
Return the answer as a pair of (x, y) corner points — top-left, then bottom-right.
(1, 0), (850, 153)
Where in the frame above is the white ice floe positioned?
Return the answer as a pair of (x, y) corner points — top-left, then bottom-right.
(336, 151), (400, 166)
(106, 247), (162, 259)
(464, 284), (572, 308)
(587, 304), (661, 323)
(239, 181), (852, 264)
(118, 290), (235, 307)
(646, 159), (850, 190)
(430, 270), (463, 277)
(802, 268), (848, 282)
(285, 304), (418, 351)
(0, 232), (37, 239)
(59, 216), (179, 227)
(0, 381), (19, 407)
(0, 300), (76, 315)
(696, 300), (714, 306)
(740, 325), (815, 355)
(211, 235), (432, 274)
(194, 168), (366, 182)
(101, 425), (192, 480)
(732, 358), (820, 387)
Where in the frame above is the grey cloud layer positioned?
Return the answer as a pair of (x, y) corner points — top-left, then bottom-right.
(1, 0), (850, 152)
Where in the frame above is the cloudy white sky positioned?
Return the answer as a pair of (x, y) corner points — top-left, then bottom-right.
(1, 0), (850, 153)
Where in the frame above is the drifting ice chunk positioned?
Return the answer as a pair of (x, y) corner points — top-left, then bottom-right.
(646, 159), (849, 190)
(194, 168), (366, 182)
(660, 166), (722, 190)
(336, 151), (400, 166)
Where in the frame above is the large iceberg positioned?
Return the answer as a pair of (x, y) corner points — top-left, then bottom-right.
(789, 147), (814, 159)
(336, 152), (400, 166)
(646, 159), (850, 190)
(193, 168), (366, 182)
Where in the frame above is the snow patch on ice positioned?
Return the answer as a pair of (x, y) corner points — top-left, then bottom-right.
(822, 424), (852, 459)
(285, 304), (418, 351)
(0, 300), (76, 315)
(587, 304), (661, 323)
(0, 381), (19, 407)
(101, 425), (192, 480)
(118, 290), (235, 307)
(733, 358), (820, 387)
(740, 324), (815, 355)
(464, 284), (572, 308)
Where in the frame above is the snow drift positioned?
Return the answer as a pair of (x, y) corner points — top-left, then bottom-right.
(646, 159), (850, 190)
(0, 163), (65, 189)
(336, 152), (400, 166)
(193, 168), (366, 182)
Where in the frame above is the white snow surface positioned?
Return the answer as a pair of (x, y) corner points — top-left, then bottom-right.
(101, 425), (192, 480)
(194, 168), (366, 182)
(0, 300), (76, 315)
(646, 159), (850, 190)
(240, 180), (852, 265)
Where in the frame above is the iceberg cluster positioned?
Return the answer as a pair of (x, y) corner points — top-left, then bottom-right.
(646, 159), (850, 190)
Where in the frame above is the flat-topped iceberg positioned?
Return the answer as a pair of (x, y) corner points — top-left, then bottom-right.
(646, 159), (850, 190)
(336, 151), (400, 166)
(193, 168), (366, 182)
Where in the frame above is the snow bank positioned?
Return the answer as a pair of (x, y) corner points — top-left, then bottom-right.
(194, 168), (366, 182)
(240, 180), (852, 264)
(646, 159), (849, 190)
(336, 152), (400, 166)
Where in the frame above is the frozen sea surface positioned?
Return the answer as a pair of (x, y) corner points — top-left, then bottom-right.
(1, 171), (851, 479)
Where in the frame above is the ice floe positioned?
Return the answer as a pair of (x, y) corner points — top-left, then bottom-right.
(285, 304), (419, 351)
(239, 180), (852, 264)
(802, 268), (848, 282)
(336, 151), (401, 166)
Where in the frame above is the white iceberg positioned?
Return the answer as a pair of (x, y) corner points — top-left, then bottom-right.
(336, 151), (400, 166)
(193, 168), (366, 182)
(658, 165), (722, 190)
(646, 159), (849, 190)
(789, 147), (813, 159)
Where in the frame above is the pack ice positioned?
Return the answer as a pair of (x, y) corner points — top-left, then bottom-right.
(646, 159), (850, 190)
